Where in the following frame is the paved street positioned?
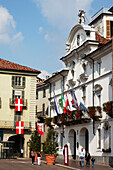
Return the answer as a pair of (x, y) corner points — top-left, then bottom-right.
(0, 159), (67, 170)
(0, 158), (113, 170)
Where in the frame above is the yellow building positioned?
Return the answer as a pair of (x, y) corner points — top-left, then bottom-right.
(0, 58), (40, 158)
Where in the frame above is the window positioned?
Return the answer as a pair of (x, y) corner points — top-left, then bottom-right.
(82, 86), (86, 104)
(97, 92), (101, 106)
(43, 89), (46, 98)
(97, 62), (101, 75)
(106, 20), (113, 38)
(12, 90), (24, 104)
(12, 76), (26, 87)
(42, 103), (45, 115)
(36, 89), (38, 99)
(97, 129), (101, 149)
(103, 122), (111, 151)
(53, 83), (55, 93)
(77, 34), (80, 46)
(14, 110), (22, 122)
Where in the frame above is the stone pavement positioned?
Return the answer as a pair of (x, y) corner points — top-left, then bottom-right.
(0, 158), (113, 170)
(54, 157), (113, 170)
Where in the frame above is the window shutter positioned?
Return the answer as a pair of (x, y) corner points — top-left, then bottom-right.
(12, 76), (15, 86)
(22, 77), (26, 87)
(22, 91), (24, 104)
(106, 20), (110, 38)
(12, 90), (15, 104)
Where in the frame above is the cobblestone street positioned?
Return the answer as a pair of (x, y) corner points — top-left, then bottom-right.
(0, 158), (113, 170)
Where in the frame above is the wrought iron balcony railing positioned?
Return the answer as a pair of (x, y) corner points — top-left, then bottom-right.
(36, 111), (45, 118)
(0, 120), (31, 129)
(9, 99), (27, 108)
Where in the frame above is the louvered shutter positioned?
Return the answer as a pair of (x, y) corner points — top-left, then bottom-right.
(106, 20), (111, 38)
(12, 90), (15, 104)
(22, 77), (26, 87)
(22, 91), (24, 105)
(12, 76), (15, 86)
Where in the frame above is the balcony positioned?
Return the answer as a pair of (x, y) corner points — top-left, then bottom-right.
(36, 111), (45, 118)
(0, 120), (31, 129)
(9, 99), (27, 109)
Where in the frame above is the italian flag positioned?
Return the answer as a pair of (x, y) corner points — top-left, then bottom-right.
(61, 93), (66, 114)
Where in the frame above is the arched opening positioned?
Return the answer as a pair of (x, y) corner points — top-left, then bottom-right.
(80, 128), (89, 153)
(8, 135), (24, 157)
(68, 129), (76, 159)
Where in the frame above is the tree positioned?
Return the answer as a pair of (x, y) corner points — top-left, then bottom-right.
(43, 129), (58, 155)
(29, 130), (41, 152)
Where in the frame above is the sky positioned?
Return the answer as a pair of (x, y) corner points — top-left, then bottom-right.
(0, 0), (113, 79)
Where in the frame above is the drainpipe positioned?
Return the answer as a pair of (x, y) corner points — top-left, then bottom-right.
(49, 83), (52, 118)
(112, 36), (113, 113)
(59, 73), (65, 138)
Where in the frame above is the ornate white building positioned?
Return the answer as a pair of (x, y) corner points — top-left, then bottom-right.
(45, 7), (113, 166)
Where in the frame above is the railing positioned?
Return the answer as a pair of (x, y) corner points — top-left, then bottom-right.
(9, 99), (27, 108)
(36, 111), (45, 117)
(0, 120), (31, 129)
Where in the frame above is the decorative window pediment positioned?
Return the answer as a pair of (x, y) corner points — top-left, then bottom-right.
(94, 84), (103, 93)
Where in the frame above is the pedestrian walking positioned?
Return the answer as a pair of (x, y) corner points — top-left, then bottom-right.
(79, 148), (85, 167)
(91, 156), (95, 167)
(85, 151), (91, 166)
(37, 151), (42, 165)
(31, 149), (35, 165)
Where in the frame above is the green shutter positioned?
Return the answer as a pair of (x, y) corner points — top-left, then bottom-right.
(12, 76), (15, 86)
(22, 77), (26, 87)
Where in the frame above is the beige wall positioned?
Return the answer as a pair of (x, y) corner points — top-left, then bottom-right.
(0, 72), (36, 130)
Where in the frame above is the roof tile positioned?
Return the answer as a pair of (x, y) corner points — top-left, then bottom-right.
(0, 58), (40, 73)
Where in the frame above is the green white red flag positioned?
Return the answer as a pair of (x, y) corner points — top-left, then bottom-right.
(61, 93), (66, 114)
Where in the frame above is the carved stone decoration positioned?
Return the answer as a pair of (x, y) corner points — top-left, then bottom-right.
(93, 84), (103, 94)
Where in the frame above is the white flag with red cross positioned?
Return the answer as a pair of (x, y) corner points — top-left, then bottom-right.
(16, 121), (24, 134)
(37, 123), (44, 136)
(15, 98), (23, 111)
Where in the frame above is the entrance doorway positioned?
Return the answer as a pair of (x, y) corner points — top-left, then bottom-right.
(8, 135), (24, 157)
(68, 129), (76, 159)
(80, 128), (89, 153)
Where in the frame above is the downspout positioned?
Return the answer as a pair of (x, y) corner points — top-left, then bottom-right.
(59, 73), (65, 138)
(50, 83), (52, 117)
(112, 36), (113, 113)
(48, 82), (51, 117)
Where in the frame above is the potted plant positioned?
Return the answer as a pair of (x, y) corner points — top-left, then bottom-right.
(43, 129), (58, 165)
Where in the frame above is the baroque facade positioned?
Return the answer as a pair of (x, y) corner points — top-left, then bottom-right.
(0, 58), (40, 158)
(45, 7), (113, 166)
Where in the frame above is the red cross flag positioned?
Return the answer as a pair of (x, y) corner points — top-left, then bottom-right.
(37, 123), (44, 136)
(15, 98), (23, 111)
(16, 121), (24, 134)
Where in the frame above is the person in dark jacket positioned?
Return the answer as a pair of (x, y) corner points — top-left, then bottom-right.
(85, 151), (91, 166)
